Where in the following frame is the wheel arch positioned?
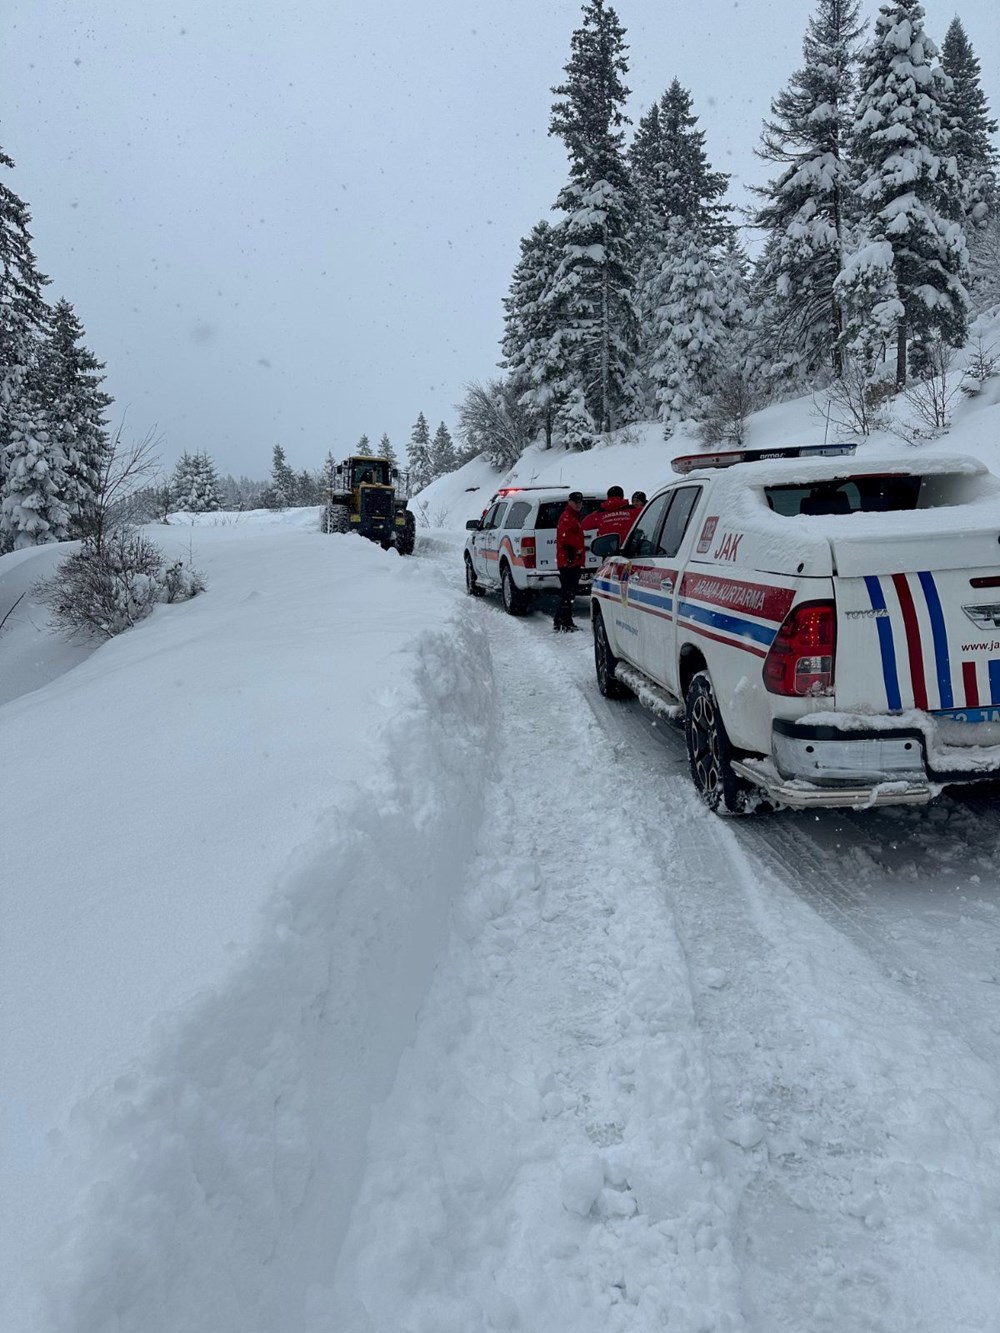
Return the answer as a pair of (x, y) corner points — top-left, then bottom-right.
(678, 643), (708, 701)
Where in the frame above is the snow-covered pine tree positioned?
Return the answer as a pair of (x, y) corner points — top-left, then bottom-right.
(650, 228), (741, 432)
(752, 0), (864, 386)
(0, 384), (70, 549)
(169, 452), (197, 510)
(377, 433), (397, 467)
(191, 452), (222, 511)
(267, 444), (297, 508)
(631, 81), (731, 246)
(356, 433), (371, 453)
(407, 412), (432, 489)
(430, 422), (457, 477)
(940, 17), (1000, 314)
(297, 469), (318, 505)
(320, 450), (337, 498)
(556, 388), (596, 451)
(844, 0), (967, 384)
(0, 146), (50, 502)
(37, 298), (113, 537)
(941, 18), (999, 227)
(547, 0), (640, 437)
(501, 220), (564, 449)
(629, 81), (732, 409)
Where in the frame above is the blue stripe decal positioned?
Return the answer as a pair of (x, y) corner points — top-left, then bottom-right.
(676, 601), (775, 646)
(917, 570), (953, 709)
(865, 575), (901, 711)
(989, 660), (1000, 705)
(626, 585), (674, 615)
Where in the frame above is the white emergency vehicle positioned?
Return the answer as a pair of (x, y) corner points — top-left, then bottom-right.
(464, 486), (605, 615)
(590, 444), (1000, 812)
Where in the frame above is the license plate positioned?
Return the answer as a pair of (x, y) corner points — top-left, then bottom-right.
(934, 706), (1000, 724)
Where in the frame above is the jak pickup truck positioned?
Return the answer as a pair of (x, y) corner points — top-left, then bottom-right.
(590, 444), (1000, 813)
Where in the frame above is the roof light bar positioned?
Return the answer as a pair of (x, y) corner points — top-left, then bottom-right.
(671, 444), (857, 475)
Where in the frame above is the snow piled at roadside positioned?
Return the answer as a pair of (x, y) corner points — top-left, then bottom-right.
(1, 522), (495, 1331)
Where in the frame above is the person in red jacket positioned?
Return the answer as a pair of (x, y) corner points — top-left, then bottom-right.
(554, 491), (586, 632)
(582, 485), (640, 543)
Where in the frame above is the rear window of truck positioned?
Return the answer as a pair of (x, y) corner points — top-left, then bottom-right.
(765, 475), (921, 516)
(536, 498), (603, 528)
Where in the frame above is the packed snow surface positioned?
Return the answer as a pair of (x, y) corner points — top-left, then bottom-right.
(5, 345), (1000, 1331)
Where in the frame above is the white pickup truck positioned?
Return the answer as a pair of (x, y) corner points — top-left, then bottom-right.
(590, 444), (1000, 813)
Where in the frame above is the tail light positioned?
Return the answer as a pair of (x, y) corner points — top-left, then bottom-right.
(520, 535), (536, 569)
(763, 601), (836, 697)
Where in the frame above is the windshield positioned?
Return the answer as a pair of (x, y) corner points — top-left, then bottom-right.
(352, 461), (389, 486)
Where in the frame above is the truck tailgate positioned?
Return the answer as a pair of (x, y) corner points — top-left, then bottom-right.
(835, 561), (1000, 718)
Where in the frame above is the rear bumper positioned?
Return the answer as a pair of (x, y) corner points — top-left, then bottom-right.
(748, 715), (1000, 808)
(524, 572), (594, 593)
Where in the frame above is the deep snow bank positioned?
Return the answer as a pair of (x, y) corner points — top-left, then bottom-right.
(0, 521), (496, 1331)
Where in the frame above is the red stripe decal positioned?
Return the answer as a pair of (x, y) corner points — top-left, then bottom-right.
(676, 620), (768, 659)
(891, 573), (928, 710)
(963, 661), (980, 707)
(679, 572), (795, 623)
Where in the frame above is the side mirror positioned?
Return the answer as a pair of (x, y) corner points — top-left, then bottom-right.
(465, 518), (482, 531)
(591, 533), (621, 558)
(391, 468), (399, 480)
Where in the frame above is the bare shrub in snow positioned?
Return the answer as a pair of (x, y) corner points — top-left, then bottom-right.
(456, 379), (539, 470)
(697, 367), (762, 447)
(414, 500), (448, 530)
(814, 359), (894, 438)
(37, 528), (205, 638)
(92, 422), (163, 554)
(960, 334), (1000, 397)
(901, 339), (962, 434)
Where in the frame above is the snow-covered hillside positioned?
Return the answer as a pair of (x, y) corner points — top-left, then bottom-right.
(413, 307), (1000, 529)
(4, 332), (1000, 1331)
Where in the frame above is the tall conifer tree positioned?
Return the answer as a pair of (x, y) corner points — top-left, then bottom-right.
(407, 412), (432, 489)
(547, 0), (640, 437)
(0, 146), (50, 497)
(37, 298), (113, 538)
(752, 0), (864, 385)
(501, 220), (564, 449)
(842, 0), (967, 383)
(940, 17), (999, 226)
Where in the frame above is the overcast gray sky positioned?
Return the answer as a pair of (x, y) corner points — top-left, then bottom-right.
(4, 0), (998, 477)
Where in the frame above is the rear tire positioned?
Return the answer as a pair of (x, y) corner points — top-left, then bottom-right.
(465, 555), (485, 597)
(593, 610), (630, 699)
(500, 563), (529, 616)
(684, 671), (762, 815)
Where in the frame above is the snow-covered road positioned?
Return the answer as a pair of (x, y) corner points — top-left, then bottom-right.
(6, 516), (1000, 1332)
(331, 536), (1000, 1332)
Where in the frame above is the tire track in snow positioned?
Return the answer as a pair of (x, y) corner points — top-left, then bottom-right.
(327, 603), (747, 1332)
(564, 626), (1000, 1333)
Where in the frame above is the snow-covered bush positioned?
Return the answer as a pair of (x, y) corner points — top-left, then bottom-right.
(37, 528), (206, 638)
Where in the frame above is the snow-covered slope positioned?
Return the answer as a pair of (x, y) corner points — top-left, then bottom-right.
(415, 307), (1000, 531)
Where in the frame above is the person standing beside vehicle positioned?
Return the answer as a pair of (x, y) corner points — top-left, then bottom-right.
(554, 491), (586, 632)
(583, 485), (640, 542)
